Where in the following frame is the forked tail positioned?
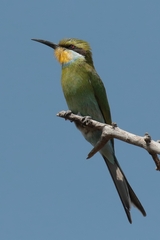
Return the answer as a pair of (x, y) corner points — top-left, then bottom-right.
(103, 155), (146, 223)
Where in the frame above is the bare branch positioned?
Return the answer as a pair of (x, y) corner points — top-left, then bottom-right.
(57, 110), (160, 171)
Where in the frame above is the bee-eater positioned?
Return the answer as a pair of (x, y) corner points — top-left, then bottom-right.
(32, 38), (146, 223)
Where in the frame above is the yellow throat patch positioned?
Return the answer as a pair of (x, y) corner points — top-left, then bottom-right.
(54, 47), (72, 64)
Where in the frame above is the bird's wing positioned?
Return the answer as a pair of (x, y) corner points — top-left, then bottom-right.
(88, 67), (114, 149)
(89, 69), (112, 125)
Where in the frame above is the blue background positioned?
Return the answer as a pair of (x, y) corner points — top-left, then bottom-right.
(1, 1), (160, 239)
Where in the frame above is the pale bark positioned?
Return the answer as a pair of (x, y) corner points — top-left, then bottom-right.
(57, 110), (160, 171)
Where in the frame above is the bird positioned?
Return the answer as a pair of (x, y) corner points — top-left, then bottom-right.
(32, 37), (146, 223)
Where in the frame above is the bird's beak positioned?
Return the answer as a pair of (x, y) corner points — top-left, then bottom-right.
(31, 39), (58, 49)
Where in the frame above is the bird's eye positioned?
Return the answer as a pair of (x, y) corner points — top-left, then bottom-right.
(68, 44), (75, 50)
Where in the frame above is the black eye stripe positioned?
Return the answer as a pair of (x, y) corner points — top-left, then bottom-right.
(74, 48), (86, 57)
(59, 44), (86, 57)
(68, 44), (75, 50)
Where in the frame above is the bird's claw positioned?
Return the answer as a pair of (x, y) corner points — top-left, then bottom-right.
(111, 122), (117, 128)
(82, 116), (92, 126)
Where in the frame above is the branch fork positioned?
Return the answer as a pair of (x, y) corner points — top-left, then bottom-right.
(57, 110), (160, 171)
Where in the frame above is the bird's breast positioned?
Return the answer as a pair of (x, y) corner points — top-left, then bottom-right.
(61, 65), (105, 123)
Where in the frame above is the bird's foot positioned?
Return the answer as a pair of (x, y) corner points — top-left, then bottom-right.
(111, 122), (117, 128)
(81, 116), (92, 126)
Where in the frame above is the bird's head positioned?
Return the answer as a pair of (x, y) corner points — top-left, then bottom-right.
(32, 38), (94, 67)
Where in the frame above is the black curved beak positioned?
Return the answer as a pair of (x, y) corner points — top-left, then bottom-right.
(31, 39), (58, 49)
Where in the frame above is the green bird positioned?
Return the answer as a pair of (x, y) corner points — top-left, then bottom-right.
(32, 38), (146, 223)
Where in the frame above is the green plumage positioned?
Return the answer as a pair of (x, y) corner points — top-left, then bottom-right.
(61, 60), (111, 124)
(59, 40), (146, 223)
(32, 37), (146, 223)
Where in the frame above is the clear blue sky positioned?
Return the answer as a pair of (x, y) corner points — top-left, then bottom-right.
(1, 1), (160, 239)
